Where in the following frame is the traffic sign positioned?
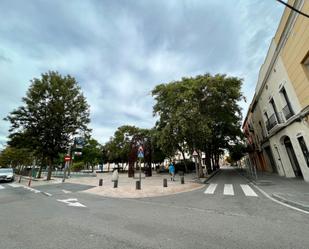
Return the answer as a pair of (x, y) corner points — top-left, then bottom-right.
(64, 155), (71, 161)
(137, 146), (144, 158)
(192, 150), (198, 156)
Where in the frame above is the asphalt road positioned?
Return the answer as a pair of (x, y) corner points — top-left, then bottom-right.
(0, 167), (308, 249)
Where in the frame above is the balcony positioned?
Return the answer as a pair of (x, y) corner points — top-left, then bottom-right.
(282, 104), (294, 120)
(266, 112), (283, 132)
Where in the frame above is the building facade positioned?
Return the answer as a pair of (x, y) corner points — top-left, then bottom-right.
(243, 0), (309, 182)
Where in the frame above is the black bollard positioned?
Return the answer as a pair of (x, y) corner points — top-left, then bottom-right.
(99, 179), (103, 186)
(114, 180), (118, 188)
(163, 178), (168, 187)
(136, 180), (141, 190)
(181, 176), (185, 184)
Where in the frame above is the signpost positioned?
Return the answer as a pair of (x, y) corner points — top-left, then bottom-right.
(137, 145), (144, 189)
(192, 150), (199, 179)
(62, 155), (71, 183)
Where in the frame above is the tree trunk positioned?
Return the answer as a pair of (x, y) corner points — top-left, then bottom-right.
(179, 149), (188, 173)
(215, 153), (220, 170)
(47, 158), (53, 181)
(37, 164), (43, 178)
(197, 151), (204, 178)
(91, 164), (94, 172)
(206, 149), (212, 174)
(211, 153), (215, 172)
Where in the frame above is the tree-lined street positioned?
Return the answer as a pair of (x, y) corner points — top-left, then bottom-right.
(1, 1), (309, 248)
(1, 167), (308, 249)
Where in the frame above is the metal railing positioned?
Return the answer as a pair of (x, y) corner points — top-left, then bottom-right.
(282, 104), (294, 120)
(266, 112), (284, 132)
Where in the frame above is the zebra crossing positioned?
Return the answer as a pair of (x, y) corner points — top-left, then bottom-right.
(0, 183), (22, 191)
(204, 183), (259, 197)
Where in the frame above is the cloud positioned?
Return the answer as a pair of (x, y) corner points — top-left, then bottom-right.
(0, 0), (284, 148)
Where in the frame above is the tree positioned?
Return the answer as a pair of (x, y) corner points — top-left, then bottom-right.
(152, 74), (244, 176)
(228, 142), (247, 164)
(5, 71), (90, 180)
(0, 146), (34, 169)
(104, 125), (141, 165)
(81, 138), (103, 172)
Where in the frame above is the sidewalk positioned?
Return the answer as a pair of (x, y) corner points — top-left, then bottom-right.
(242, 169), (309, 212)
(16, 171), (219, 198)
(66, 172), (208, 198)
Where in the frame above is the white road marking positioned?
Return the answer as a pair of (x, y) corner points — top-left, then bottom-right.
(240, 184), (258, 197)
(251, 183), (309, 215)
(0, 185), (5, 190)
(57, 198), (86, 208)
(57, 198), (78, 203)
(223, 184), (234, 196)
(236, 169), (309, 215)
(8, 183), (22, 188)
(43, 192), (52, 197)
(68, 202), (86, 207)
(22, 186), (41, 194)
(62, 189), (72, 194)
(204, 183), (217, 194)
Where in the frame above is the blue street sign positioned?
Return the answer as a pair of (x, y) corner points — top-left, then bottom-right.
(137, 146), (144, 158)
(138, 151), (144, 158)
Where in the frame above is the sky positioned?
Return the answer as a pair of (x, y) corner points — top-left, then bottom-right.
(0, 0), (285, 148)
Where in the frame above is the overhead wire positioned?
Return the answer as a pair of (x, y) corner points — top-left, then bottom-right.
(276, 0), (309, 18)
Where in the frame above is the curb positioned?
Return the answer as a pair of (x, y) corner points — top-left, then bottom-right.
(271, 193), (309, 212)
(236, 168), (309, 215)
(201, 169), (221, 184)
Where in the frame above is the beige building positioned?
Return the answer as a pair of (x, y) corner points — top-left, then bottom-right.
(243, 0), (309, 182)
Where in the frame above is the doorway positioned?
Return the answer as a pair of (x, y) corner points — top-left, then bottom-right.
(284, 136), (303, 178)
(264, 146), (278, 173)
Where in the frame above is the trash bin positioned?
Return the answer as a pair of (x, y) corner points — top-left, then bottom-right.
(32, 169), (38, 178)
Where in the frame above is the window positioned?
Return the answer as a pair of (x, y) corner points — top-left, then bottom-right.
(297, 136), (309, 167)
(280, 87), (294, 120)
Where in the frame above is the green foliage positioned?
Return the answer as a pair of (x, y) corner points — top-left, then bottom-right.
(80, 138), (102, 166)
(104, 125), (141, 163)
(71, 161), (84, 172)
(0, 146), (34, 167)
(152, 73), (244, 173)
(5, 71), (90, 180)
(228, 143), (247, 162)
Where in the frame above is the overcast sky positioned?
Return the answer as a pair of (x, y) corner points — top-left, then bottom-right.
(0, 0), (284, 148)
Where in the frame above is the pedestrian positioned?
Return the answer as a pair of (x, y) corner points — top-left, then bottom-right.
(169, 162), (175, 181)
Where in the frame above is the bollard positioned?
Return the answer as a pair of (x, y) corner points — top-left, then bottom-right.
(28, 178), (31, 187)
(99, 179), (103, 186)
(18, 176), (22, 183)
(136, 180), (141, 190)
(114, 180), (118, 188)
(181, 176), (185, 184)
(163, 178), (168, 187)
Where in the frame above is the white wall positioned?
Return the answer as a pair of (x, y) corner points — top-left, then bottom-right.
(270, 121), (309, 181)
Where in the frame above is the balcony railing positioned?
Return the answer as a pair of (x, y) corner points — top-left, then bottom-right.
(282, 104), (294, 120)
(266, 112), (284, 132)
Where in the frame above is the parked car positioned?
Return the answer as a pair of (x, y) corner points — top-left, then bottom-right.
(0, 168), (15, 182)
